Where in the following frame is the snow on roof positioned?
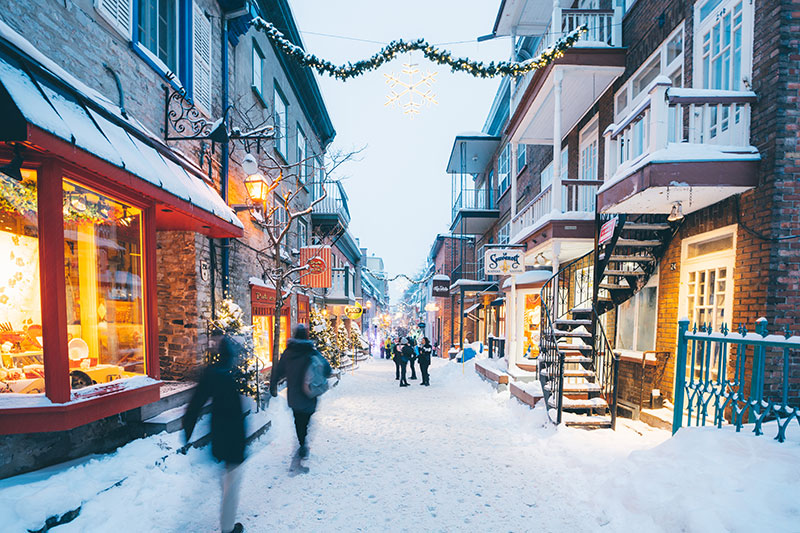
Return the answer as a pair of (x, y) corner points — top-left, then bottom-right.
(432, 274), (450, 281)
(597, 143), (761, 195)
(502, 269), (553, 288)
(0, 20), (242, 231)
(249, 276), (276, 289)
(510, 210), (595, 246)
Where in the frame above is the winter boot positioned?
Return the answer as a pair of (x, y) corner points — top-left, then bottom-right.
(225, 523), (244, 533)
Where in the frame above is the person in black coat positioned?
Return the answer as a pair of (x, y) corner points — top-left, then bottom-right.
(399, 339), (413, 387)
(183, 334), (245, 533)
(418, 336), (433, 386)
(408, 336), (418, 380)
(270, 324), (332, 462)
(391, 337), (402, 380)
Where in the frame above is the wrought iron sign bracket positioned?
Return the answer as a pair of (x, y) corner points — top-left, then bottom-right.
(163, 86), (276, 145)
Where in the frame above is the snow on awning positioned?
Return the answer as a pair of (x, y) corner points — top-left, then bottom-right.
(463, 302), (483, 316)
(0, 27), (242, 238)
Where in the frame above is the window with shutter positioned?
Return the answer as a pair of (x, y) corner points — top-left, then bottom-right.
(192, 2), (212, 115)
(96, 0), (133, 39)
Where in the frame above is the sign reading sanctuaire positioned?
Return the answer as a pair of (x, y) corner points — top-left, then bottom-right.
(485, 248), (525, 275)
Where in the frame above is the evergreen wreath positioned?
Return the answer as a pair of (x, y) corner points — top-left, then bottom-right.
(251, 18), (587, 80)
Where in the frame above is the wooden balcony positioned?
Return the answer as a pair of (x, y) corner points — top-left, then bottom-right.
(597, 79), (760, 215)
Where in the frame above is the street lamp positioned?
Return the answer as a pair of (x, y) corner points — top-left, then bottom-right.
(231, 154), (272, 218)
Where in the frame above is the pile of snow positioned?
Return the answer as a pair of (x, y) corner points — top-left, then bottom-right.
(2, 359), (798, 532)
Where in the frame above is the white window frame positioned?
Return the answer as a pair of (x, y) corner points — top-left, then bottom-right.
(678, 224), (737, 332)
(516, 144), (527, 175)
(252, 42), (264, 96)
(497, 221), (510, 245)
(296, 125), (307, 181)
(498, 144), (511, 195)
(615, 23), (685, 120)
(615, 274), (659, 354)
(274, 85), (288, 159)
(693, 0), (753, 91)
(678, 224), (737, 388)
(298, 218), (308, 248)
(540, 146), (567, 190)
(137, 0), (180, 74)
(579, 118), (599, 181)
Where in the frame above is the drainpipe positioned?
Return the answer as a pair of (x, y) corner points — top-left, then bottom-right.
(221, 18), (230, 298)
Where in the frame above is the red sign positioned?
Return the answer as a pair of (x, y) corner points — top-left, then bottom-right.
(300, 246), (332, 288)
(251, 285), (290, 317)
(598, 217), (617, 245)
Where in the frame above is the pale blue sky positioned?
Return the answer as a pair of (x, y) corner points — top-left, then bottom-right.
(290, 1), (510, 301)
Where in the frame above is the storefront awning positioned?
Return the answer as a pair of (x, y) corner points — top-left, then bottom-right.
(0, 22), (242, 238)
(463, 302), (483, 316)
(490, 297), (505, 306)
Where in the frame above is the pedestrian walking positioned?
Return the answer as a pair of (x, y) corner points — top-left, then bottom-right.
(183, 334), (246, 533)
(270, 324), (332, 473)
(418, 337), (433, 386)
(392, 336), (402, 380)
(399, 338), (413, 387)
(408, 336), (418, 380)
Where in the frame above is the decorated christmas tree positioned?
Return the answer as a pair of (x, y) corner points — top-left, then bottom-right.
(309, 307), (338, 368)
(349, 322), (367, 353)
(207, 298), (259, 399)
(336, 321), (350, 356)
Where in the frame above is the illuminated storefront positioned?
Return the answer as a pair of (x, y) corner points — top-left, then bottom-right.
(0, 42), (242, 434)
(251, 284), (292, 370)
(502, 269), (552, 370)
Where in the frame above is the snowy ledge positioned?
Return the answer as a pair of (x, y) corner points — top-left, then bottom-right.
(0, 376), (159, 409)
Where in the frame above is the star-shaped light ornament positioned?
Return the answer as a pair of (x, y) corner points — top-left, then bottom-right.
(384, 63), (437, 118)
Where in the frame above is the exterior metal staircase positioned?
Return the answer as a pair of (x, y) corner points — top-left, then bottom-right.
(538, 214), (680, 428)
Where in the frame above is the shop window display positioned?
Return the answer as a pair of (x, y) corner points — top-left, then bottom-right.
(252, 313), (289, 368)
(63, 180), (146, 389)
(522, 294), (541, 359)
(0, 169), (43, 394)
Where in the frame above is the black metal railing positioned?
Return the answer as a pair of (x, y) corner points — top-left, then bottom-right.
(452, 188), (498, 220)
(592, 308), (620, 430)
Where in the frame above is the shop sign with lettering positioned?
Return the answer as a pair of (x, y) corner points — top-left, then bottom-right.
(485, 249), (525, 275)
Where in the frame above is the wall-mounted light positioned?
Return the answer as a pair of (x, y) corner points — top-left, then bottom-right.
(667, 201), (684, 222)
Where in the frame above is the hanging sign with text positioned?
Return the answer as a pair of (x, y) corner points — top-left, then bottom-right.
(485, 248), (525, 275)
(431, 276), (451, 298)
(598, 217), (618, 245)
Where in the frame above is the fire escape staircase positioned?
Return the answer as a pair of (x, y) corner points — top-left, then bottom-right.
(538, 214), (680, 428)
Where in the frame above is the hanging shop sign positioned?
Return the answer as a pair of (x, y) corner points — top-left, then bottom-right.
(431, 276), (450, 297)
(598, 217), (618, 245)
(300, 246), (332, 288)
(485, 249), (525, 275)
(344, 301), (363, 320)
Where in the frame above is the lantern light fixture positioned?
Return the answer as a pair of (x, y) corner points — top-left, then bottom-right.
(667, 201), (684, 222)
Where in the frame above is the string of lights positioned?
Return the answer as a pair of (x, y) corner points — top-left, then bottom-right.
(251, 17), (587, 80)
(363, 267), (436, 285)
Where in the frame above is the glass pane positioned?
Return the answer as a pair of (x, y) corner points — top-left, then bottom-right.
(667, 32), (683, 64)
(708, 270), (716, 305)
(616, 297), (635, 350)
(63, 180), (146, 389)
(252, 316), (271, 369)
(635, 287), (657, 352)
(687, 235), (733, 258)
(0, 169), (44, 394)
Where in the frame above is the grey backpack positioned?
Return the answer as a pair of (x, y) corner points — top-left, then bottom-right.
(303, 354), (329, 398)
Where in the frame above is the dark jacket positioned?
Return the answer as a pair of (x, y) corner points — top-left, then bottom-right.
(271, 339), (332, 414)
(183, 364), (246, 464)
(401, 344), (414, 363)
(418, 344), (433, 364)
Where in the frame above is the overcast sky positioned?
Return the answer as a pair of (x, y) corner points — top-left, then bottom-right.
(290, 1), (510, 302)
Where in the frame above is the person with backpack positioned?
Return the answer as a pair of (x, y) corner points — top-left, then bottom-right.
(183, 334), (246, 533)
(270, 324), (332, 472)
(418, 337), (433, 386)
(399, 338), (413, 387)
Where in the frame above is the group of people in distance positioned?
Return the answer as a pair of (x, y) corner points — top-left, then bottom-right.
(386, 336), (433, 387)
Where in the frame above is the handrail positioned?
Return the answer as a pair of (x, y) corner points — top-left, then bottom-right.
(513, 185), (552, 223)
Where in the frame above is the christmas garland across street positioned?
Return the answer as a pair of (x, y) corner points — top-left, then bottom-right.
(251, 18), (588, 80)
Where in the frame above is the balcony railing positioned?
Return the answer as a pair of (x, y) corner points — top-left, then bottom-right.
(312, 181), (351, 226)
(452, 188), (498, 221)
(511, 180), (601, 237)
(512, 7), (622, 112)
(327, 267), (354, 302)
(604, 79), (757, 182)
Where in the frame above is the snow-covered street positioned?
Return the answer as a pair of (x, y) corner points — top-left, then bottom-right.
(3, 357), (800, 532)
